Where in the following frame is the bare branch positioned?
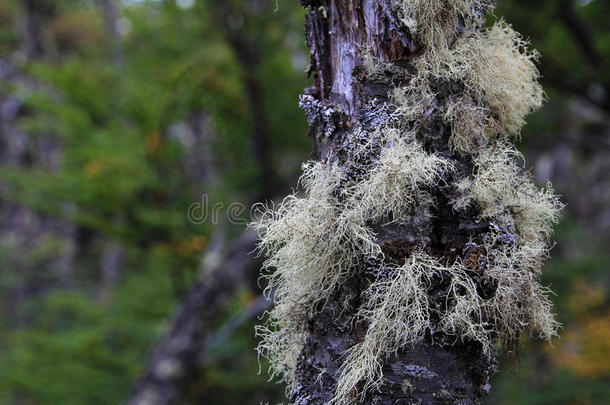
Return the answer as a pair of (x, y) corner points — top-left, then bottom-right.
(127, 230), (262, 405)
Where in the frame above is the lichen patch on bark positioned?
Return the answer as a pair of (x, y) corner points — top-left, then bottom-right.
(253, 1), (562, 403)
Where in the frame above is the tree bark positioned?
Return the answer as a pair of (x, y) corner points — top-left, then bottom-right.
(290, 1), (494, 403)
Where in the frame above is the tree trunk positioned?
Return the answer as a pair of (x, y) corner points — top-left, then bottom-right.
(97, 239), (124, 303)
(255, 1), (560, 404)
(1, 2), (77, 320)
(97, 0), (124, 67)
(17, 0), (55, 59)
(293, 2), (491, 403)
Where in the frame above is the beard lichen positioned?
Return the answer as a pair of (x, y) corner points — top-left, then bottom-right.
(253, 0), (562, 403)
(253, 129), (451, 391)
(392, 19), (544, 154)
(397, 0), (492, 53)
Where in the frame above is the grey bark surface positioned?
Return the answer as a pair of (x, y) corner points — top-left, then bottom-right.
(292, 1), (494, 403)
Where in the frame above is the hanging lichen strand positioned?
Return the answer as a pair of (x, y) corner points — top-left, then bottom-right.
(252, 0), (562, 403)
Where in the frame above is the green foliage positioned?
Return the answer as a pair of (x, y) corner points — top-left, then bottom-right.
(0, 264), (175, 405)
(0, 0), (608, 403)
(0, 0), (304, 404)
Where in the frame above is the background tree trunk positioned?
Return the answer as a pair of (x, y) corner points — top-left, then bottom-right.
(1, 0), (76, 321)
(127, 231), (263, 405)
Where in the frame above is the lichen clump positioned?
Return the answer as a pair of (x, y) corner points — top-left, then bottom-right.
(253, 131), (450, 389)
(253, 0), (562, 403)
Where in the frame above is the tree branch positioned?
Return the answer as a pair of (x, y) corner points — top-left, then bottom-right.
(127, 230), (262, 405)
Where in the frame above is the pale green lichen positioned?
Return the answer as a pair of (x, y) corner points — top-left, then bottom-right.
(253, 129), (451, 388)
(452, 22), (544, 140)
(361, 48), (410, 83)
(332, 229), (561, 403)
(454, 143), (563, 268)
(333, 254), (440, 403)
(254, 0), (561, 402)
(391, 20), (543, 154)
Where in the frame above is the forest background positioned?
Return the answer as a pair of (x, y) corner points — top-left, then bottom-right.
(0, 0), (608, 404)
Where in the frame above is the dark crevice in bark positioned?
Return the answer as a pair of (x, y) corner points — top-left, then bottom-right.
(304, 5), (333, 101)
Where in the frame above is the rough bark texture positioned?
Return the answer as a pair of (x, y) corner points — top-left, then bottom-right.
(292, 1), (494, 403)
(303, 0), (415, 115)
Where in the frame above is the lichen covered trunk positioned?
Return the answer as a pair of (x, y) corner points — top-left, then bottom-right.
(253, 1), (561, 403)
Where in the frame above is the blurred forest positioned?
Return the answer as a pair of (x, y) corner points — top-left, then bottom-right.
(0, 0), (608, 404)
